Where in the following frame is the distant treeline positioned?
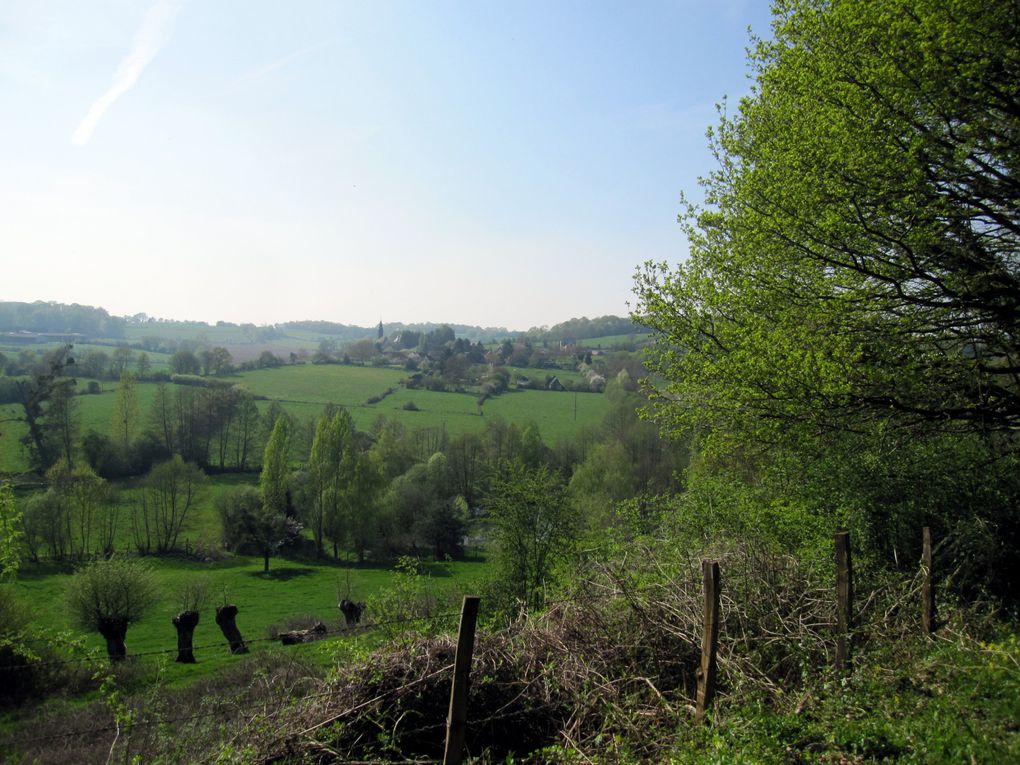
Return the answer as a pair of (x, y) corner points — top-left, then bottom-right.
(1, 300), (641, 346)
(0, 301), (126, 338)
(286, 320), (514, 343)
(527, 315), (646, 343)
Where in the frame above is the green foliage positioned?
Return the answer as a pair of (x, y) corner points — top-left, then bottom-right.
(217, 486), (300, 572)
(13, 344), (78, 471)
(647, 633), (1020, 764)
(0, 480), (22, 580)
(260, 417), (291, 516)
(0, 300), (126, 337)
(133, 455), (208, 554)
(381, 452), (467, 560)
(175, 576), (209, 613)
(43, 460), (116, 559)
(638, 0), (1020, 440)
(307, 408), (356, 558)
(634, 0), (1020, 601)
(485, 463), (577, 610)
(373, 555), (457, 636)
(66, 555), (157, 631)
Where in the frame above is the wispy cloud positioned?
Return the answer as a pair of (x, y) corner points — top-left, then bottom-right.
(71, 0), (182, 146)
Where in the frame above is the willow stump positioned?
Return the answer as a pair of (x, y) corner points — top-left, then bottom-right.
(173, 610), (200, 663)
(97, 617), (128, 661)
(215, 604), (248, 654)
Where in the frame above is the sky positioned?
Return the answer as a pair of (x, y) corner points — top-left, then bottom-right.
(0, 1), (773, 330)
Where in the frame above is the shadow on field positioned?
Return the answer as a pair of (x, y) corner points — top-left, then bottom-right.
(248, 567), (316, 581)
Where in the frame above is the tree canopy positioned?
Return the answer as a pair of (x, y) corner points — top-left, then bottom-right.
(637, 0), (1020, 444)
(634, 0), (1020, 598)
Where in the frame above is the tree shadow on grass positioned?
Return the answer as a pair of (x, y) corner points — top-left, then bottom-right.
(247, 567), (316, 581)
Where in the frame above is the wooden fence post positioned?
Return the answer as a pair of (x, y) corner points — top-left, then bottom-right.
(922, 526), (936, 635)
(695, 560), (721, 723)
(443, 595), (480, 765)
(834, 530), (853, 671)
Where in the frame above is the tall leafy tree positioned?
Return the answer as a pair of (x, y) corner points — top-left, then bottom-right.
(133, 456), (207, 554)
(308, 408), (356, 558)
(14, 345), (77, 471)
(217, 486), (300, 573)
(485, 464), (576, 610)
(636, 0), (1020, 443)
(260, 416), (291, 519)
(634, 0), (1020, 593)
(111, 371), (139, 452)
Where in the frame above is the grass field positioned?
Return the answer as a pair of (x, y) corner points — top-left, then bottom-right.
(121, 324), (252, 345)
(237, 364), (406, 406)
(0, 361), (611, 475)
(13, 552), (489, 687)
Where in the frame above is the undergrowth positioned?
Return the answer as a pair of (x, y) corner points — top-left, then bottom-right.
(2, 541), (1018, 763)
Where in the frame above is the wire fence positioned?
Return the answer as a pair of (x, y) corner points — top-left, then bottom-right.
(3, 534), (940, 764)
(0, 577), (664, 673)
(2, 587), (618, 760)
(0, 609), (463, 672)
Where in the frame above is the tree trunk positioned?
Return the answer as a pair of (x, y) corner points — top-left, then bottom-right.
(263, 549), (270, 572)
(97, 617), (128, 661)
(215, 604), (248, 654)
(172, 610), (200, 663)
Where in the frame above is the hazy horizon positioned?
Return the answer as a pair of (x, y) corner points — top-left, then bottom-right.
(2, 295), (650, 335)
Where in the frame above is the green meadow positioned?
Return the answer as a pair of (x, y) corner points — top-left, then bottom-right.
(0, 362), (610, 474)
(237, 364), (406, 406)
(0, 359), (602, 671)
(13, 554), (488, 687)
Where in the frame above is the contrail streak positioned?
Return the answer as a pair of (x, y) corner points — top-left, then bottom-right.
(72, 0), (182, 146)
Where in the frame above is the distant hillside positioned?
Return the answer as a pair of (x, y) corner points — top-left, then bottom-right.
(0, 301), (638, 346)
(0, 301), (126, 338)
(527, 315), (644, 342)
(284, 320), (516, 343)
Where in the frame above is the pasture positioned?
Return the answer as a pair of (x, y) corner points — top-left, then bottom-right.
(14, 553), (489, 687)
(1, 361), (610, 474)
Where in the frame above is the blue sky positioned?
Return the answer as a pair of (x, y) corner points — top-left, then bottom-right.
(0, 1), (772, 330)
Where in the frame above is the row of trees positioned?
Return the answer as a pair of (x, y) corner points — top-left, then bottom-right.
(19, 455), (207, 562)
(0, 301), (126, 337)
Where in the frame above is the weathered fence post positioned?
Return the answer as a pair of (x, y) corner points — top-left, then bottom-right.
(443, 595), (480, 765)
(215, 604), (249, 655)
(695, 559), (721, 723)
(922, 526), (936, 635)
(835, 530), (853, 671)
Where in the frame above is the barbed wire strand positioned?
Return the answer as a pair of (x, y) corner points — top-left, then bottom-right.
(0, 610), (462, 672)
